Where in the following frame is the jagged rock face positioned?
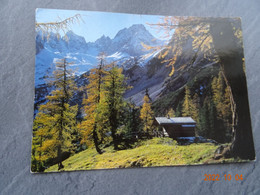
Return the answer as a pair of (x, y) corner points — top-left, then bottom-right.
(123, 57), (171, 106)
(123, 33), (219, 106)
(112, 24), (161, 56)
(94, 35), (112, 52)
(35, 24), (163, 86)
(35, 24), (218, 111)
(64, 31), (88, 52)
(36, 34), (44, 55)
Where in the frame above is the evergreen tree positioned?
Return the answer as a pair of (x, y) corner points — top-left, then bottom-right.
(223, 87), (232, 141)
(140, 89), (154, 138)
(32, 59), (78, 171)
(208, 97), (217, 140)
(175, 103), (182, 117)
(198, 100), (210, 138)
(212, 72), (224, 118)
(121, 100), (141, 140)
(192, 93), (200, 135)
(192, 93), (200, 124)
(79, 53), (107, 154)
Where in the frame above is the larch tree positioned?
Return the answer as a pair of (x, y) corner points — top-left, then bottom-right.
(212, 72), (232, 122)
(103, 63), (128, 150)
(146, 17), (255, 159)
(211, 72), (232, 142)
(167, 108), (176, 118)
(140, 89), (154, 138)
(32, 58), (78, 171)
(79, 53), (107, 154)
(36, 14), (83, 41)
(32, 112), (50, 172)
(182, 86), (198, 121)
(182, 86), (192, 117)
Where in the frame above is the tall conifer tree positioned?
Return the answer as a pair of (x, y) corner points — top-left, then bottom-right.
(103, 64), (128, 150)
(79, 53), (107, 154)
(211, 72), (232, 142)
(182, 86), (198, 120)
(140, 89), (154, 138)
(32, 58), (78, 171)
(182, 86), (192, 117)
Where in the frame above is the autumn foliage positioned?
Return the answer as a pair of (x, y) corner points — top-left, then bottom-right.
(32, 16), (254, 172)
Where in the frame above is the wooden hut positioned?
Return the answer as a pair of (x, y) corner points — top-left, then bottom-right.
(155, 117), (196, 139)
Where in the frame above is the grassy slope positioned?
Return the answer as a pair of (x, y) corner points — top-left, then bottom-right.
(46, 138), (220, 172)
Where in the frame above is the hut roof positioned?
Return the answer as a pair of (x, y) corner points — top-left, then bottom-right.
(155, 117), (196, 125)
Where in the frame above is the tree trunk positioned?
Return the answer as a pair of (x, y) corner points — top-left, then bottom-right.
(209, 19), (255, 160)
(110, 76), (119, 150)
(93, 123), (103, 154)
(58, 162), (64, 170)
(110, 105), (119, 150)
(92, 58), (104, 154)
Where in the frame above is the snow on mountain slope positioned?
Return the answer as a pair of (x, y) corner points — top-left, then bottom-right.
(35, 41), (99, 86)
(138, 48), (164, 67)
(112, 24), (163, 56)
(35, 24), (163, 86)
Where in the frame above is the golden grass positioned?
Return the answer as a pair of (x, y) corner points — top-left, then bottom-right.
(46, 138), (219, 172)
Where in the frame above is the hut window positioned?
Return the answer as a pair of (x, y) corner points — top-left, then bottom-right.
(182, 125), (196, 128)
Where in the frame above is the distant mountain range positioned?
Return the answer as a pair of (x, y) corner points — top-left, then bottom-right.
(35, 23), (218, 112)
(35, 24), (164, 86)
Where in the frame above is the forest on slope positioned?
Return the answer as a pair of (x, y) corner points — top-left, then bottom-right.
(31, 16), (255, 172)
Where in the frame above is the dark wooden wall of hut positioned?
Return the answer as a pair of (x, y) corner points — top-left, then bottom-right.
(163, 124), (195, 138)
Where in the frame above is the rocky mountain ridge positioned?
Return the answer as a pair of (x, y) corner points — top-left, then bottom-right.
(35, 23), (218, 112)
(35, 24), (164, 86)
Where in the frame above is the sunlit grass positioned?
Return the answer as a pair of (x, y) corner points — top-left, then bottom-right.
(46, 138), (220, 172)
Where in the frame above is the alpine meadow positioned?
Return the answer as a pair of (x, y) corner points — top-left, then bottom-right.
(31, 9), (255, 172)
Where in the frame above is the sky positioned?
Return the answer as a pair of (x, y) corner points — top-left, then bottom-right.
(36, 8), (170, 42)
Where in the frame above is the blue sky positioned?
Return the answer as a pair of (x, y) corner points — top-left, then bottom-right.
(36, 8), (169, 42)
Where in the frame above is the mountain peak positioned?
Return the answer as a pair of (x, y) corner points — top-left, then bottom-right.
(66, 30), (76, 36)
(95, 34), (111, 43)
(94, 35), (112, 50)
(114, 24), (149, 40)
(35, 24), (163, 86)
(111, 24), (158, 56)
(64, 31), (86, 42)
(128, 24), (146, 31)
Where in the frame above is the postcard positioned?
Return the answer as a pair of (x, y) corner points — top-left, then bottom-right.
(32, 8), (255, 172)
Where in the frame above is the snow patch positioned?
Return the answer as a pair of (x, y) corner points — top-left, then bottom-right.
(107, 52), (125, 59)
